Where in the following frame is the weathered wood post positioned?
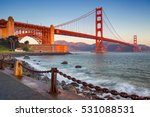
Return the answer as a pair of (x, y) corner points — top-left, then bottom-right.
(14, 60), (23, 79)
(0, 60), (4, 70)
(49, 68), (59, 94)
(0, 55), (4, 70)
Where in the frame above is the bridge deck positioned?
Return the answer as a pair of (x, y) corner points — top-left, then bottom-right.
(55, 29), (134, 46)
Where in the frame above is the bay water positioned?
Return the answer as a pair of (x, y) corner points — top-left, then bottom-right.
(16, 52), (150, 97)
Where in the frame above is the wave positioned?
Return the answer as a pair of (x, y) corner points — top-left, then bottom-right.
(16, 54), (150, 97)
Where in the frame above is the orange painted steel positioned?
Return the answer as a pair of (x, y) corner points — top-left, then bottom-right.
(133, 35), (140, 52)
(55, 29), (134, 46)
(16, 32), (42, 44)
(96, 7), (104, 53)
(14, 23), (135, 47)
(0, 7), (140, 52)
(14, 22), (54, 45)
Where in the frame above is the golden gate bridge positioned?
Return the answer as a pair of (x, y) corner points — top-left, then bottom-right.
(0, 7), (140, 52)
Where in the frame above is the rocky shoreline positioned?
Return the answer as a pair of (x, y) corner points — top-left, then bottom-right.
(2, 52), (150, 100)
(19, 56), (124, 100)
(3, 55), (124, 100)
(21, 60), (102, 100)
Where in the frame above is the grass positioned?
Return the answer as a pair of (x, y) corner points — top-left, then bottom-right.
(0, 45), (11, 53)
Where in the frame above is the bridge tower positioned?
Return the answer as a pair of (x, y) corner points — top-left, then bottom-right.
(133, 35), (139, 52)
(0, 16), (14, 38)
(95, 7), (104, 53)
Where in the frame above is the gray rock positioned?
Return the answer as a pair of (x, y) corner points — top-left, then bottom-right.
(42, 76), (50, 82)
(78, 93), (86, 98)
(82, 92), (92, 99)
(115, 96), (121, 99)
(24, 55), (30, 59)
(75, 88), (80, 93)
(91, 94), (102, 100)
(56, 80), (61, 86)
(81, 86), (91, 91)
(61, 61), (68, 64)
(70, 82), (79, 87)
(104, 95), (111, 99)
(94, 96), (105, 100)
(61, 80), (66, 86)
(104, 95), (115, 100)
(63, 84), (77, 94)
(75, 65), (82, 68)
(107, 97), (115, 100)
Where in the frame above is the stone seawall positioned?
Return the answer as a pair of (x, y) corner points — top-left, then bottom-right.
(0, 52), (71, 57)
(30, 44), (69, 53)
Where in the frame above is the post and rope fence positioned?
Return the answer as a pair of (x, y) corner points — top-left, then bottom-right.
(0, 59), (4, 70)
(49, 68), (59, 94)
(0, 54), (150, 100)
(14, 60), (23, 79)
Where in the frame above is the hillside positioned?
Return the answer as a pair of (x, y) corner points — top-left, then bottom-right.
(55, 40), (150, 52)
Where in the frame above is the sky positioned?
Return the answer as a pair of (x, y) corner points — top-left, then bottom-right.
(0, 0), (150, 46)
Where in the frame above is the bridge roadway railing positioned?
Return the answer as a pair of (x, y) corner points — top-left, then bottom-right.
(0, 54), (150, 100)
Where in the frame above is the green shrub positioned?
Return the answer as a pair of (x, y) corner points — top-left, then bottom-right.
(22, 47), (29, 51)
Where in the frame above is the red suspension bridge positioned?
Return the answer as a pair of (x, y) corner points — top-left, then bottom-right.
(0, 7), (140, 52)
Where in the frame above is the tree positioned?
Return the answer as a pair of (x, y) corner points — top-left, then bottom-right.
(7, 36), (20, 51)
(0, 38), (10, 49)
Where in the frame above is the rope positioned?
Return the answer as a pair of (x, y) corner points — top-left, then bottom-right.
(2, 54), (149, 100)
(20, 63), (52, 73)
(57, 69), (150, 100)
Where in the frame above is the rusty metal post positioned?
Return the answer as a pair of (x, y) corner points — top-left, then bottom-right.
(49, 68), (59, 95)
(14, 60), (23, 79)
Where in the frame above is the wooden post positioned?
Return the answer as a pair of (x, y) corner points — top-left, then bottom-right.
(49, 68), (59, 94)
(14, 60), (23, 79)
(0, 60), (4, 70)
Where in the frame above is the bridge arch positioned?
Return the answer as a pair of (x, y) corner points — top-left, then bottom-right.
(16, 33), (42, 44)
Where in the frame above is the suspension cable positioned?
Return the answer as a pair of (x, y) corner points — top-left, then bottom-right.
(103, 9), (125, 41)
(103, 19), (120, 40)
(55, 9), (95, 28)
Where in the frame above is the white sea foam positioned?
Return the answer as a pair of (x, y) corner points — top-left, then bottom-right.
(16, 52), (150, 97)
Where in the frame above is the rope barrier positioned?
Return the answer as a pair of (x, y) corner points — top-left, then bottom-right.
(1, 54), (150, 100)
(19, 63), (52, 73)
(56, 69), (150, 100)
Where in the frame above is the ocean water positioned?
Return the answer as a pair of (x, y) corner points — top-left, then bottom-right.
(16, 52), (150, 97)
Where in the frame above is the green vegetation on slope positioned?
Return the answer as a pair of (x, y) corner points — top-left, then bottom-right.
(0, 45), (10, 52)
(0, 36), (20, 53)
